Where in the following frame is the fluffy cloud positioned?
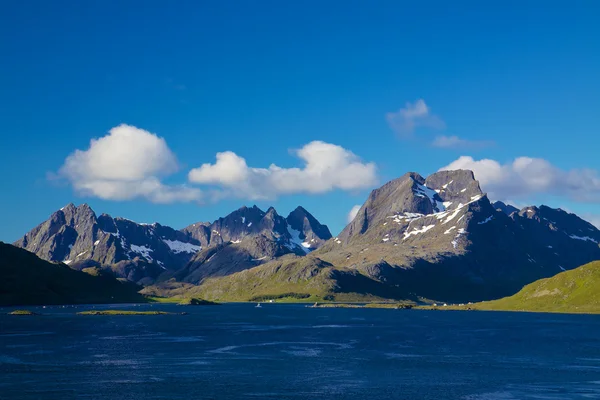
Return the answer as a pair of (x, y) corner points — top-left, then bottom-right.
(432, 135), (495, 149)
(58, 124), (202, 203)
(386, 99), (445, 137)
(347, 205), (362, 223)
(440, 156), (600, 203)
(188, 141), (378, 200)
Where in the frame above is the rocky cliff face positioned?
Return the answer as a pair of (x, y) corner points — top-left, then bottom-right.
(15, 203), (332, 286)
(175, 205), (332, 284)
(14, 203), (202, 284)
(15, 170), (600, 304)
(312, 169), (600, 302)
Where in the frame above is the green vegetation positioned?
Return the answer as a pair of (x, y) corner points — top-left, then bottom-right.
(416, 261), (600, 314)
(9, 309), (38, 315)
(177, 298), (220, 306)
(77, 310), (177, 315)
(142, 255), (415, 303)
(0, 242), (146, 306)
(473, 261), (600, 313)
(146, 296), (183, 303)
(249, 292), (311, 302)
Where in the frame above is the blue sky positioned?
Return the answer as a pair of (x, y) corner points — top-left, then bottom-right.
(1, 1), (600, 241)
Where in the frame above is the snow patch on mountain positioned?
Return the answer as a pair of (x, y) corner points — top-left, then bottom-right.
(478, 216), (494, 225)
(415, 183), (445, 212)
(163, 239), (202, 254)
(286, 225), (310, 254)
(451, 228), (467, 249)
(130, 244), (153, 260)
(403, 224), (436, 240)
(568, 234), (598, 243)
(444, 226), (456, 235)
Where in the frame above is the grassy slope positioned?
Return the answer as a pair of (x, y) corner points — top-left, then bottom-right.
(473, 261), (600, 313)
(0, 242), (146, 306)
(142, 255), (413, 303)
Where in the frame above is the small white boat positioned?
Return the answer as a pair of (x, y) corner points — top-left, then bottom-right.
(255, 303), (262, 308)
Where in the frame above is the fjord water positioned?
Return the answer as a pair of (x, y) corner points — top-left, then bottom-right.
(1, 304), (599, 399)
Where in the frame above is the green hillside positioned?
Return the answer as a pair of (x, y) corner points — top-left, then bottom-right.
(143, 255), (415, 303)
(474, 261), (600, 313)
(0, 242), (146, 306)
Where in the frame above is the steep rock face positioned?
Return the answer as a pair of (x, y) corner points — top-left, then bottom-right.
(338, 170), (484, 245)
(314, 169), (600, 302)
(338, 172), (447, 242)
(286, 206), (333, 250)
(508, 205), (600, 272)
(175, 205), (332, 283)
(15, 203), (331, 286)
(14, 204), (202, 284)
(425, 170), (483, 206)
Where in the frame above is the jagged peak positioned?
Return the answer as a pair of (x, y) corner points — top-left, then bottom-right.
(286, 206), (317, 222)
(519, 205), (539, 216)
(493, 200), (519, 216)
(265, 206), (278, 216)
(405, 172), (426, 184)
(291, 205), (308, 214)
(59, 202), (76, 212)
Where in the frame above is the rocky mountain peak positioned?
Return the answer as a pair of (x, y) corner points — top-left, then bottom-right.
(264, 206), (278, 218)
(338, 171), (462, 242)
(518, 206), (540, 218)
(286, 206), (332, 250)
(15, 204), (203, 284)
(493, 201), (519, 216)
(514, 205), (600, 243)
(424, 169), (484, 208)
(174, 204), (331, 284)
(60, 202), (77, 212)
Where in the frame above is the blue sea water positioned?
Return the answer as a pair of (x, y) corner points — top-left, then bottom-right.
(0, 304), (599, 399)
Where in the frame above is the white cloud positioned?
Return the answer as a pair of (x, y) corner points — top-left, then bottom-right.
(386, 99), (445, 137)
(58, 124), (202, 203)
(440, 156), (600, 203)
(432, 135), (494, 149)
(188, 141), (378, 200)
(347, 205), (362, 223)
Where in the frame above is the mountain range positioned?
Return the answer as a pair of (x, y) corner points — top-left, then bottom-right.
(10, 169), (600, 304)
(14, 203), (332, 285)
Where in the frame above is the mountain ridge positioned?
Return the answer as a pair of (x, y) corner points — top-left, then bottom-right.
(147, 169), (600, 303)
(14, 202), (332, 285)
(0, 242), (145, 306)
(11, 169), (600, 305)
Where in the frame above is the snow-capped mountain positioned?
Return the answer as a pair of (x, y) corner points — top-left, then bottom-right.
(14, 203), (332, 285)
(14, 203), (202, 284)
(14, 170), (600, 303)
(310, 169), (600, 302)
(175, 205), (332, 284)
